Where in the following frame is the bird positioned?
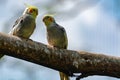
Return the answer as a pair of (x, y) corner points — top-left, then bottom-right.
(0, 5), (38, 59)
(43, 15), (69, 80)
(9, 5), (38, 39)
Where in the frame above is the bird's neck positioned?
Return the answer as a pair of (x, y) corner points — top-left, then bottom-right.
(23, 13), (37, 19)
(45, 21), (56, 27)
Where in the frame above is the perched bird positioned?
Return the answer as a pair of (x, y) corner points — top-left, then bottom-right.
(0, 5), (38, 58)
(43, 15), (69, 80)
(9, 5), (38, 39)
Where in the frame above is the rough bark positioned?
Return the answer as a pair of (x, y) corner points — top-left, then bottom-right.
(0, 32), (119, 79)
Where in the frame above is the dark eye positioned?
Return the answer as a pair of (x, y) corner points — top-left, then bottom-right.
(33, 9), (35, 12)
(47, 17), (50, 19)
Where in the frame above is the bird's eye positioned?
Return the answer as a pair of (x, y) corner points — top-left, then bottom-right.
(46, 17), (50, 19)
(33, 9), (35, 12)
(29, 9), (33, 13)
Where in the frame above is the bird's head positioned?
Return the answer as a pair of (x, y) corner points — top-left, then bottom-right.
(43, 15), (55, 26)
(23, 5), (38, 18)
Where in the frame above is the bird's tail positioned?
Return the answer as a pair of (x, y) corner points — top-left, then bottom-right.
(59, 72), (69, 80)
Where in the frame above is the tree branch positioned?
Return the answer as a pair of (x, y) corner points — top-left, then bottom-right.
(0, 32), (120, 79)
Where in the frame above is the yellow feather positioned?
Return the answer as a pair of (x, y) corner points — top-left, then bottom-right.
(24, 3), (37, 9)
(44, 14), (55, 18)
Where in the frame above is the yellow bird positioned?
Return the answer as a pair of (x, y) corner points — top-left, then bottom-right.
(43, 15), (69, 80)
(0, 5), (38, 59)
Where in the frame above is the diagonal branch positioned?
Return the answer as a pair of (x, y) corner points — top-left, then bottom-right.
(0, 32), (120, 79)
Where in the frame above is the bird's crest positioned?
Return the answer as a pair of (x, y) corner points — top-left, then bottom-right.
(23, 3), (38, 15)
(44, 14), (56, 18)
(24, 3), (37, 9)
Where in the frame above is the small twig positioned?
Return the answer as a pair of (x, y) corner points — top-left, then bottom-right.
(76, 73), (90, 80)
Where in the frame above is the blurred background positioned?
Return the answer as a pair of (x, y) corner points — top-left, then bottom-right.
(0, 0), (120, 80)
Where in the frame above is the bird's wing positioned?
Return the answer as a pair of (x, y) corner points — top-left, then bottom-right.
(9, 15), (25, 35)
(12, 16), (24, 28)
(57, 24), (68, 49)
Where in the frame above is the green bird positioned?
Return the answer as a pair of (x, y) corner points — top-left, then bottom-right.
(9, 5), (38, 38)
(0, 5), (38, 59)
(43, 15), (69, 80)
